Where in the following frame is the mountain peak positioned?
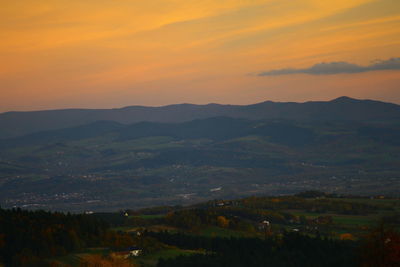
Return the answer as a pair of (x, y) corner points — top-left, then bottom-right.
(330, 96), (358, 103)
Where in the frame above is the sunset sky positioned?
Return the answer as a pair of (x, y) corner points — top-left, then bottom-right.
(1, 0), (400, 112)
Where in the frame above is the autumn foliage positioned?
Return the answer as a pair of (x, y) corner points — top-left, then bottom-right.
(79, 255), (137, 267)
(360, 223), (400, 267)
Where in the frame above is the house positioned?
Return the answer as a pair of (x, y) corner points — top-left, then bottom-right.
(127, 246), (142, 257)
(113, 246), (142, 259)
(258, 220), (271, 231)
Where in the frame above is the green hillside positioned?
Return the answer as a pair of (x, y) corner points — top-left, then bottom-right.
(0, 116), (399, 211)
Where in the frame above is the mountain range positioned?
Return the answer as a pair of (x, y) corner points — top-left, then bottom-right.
(1, 96), (399, 139)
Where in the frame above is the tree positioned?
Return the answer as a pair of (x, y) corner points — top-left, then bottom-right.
(217, 216), (229, 228)
(360, 223), (400, 267)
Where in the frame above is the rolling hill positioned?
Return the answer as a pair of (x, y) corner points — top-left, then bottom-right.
(0, 97), (399, 211)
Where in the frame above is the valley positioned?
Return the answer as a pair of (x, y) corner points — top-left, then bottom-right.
(0, 98), (399, 211)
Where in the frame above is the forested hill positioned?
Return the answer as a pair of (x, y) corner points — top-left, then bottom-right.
(0, 96), (399, 138)
(1, 193), (400, 267)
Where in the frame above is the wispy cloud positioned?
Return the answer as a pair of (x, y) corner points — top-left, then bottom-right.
(258, 57), (400, 76)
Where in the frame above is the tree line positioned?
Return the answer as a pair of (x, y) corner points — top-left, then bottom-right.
(0, 208), (134, 266)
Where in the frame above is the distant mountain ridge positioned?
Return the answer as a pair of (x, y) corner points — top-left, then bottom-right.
(0, 96), (399, 139)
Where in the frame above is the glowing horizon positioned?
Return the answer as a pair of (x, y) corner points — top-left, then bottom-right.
(1, 0), (400, 112)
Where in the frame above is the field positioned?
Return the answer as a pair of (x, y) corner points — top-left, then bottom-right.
(52, 248), (110, 266)
(134, 248), (203, 267)
(93, 195), (399, 266)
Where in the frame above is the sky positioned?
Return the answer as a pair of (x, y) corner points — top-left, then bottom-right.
(0, 0), (399, 112)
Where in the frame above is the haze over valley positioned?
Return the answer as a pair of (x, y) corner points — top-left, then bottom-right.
(1, 97), (399, 211)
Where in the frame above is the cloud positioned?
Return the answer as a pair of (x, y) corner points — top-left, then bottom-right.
(258, 57), (400, 76)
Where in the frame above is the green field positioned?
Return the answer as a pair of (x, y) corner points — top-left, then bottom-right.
(134, 247), (202, 267)
(197, 226), (253, 238)
(132, 214), (166, 219)
(52, 248), (110, 267)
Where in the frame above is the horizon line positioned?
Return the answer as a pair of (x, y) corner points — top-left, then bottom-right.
(1, 96), (398, 114)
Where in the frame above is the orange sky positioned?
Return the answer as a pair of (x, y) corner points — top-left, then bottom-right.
(0, 0), (399, 112)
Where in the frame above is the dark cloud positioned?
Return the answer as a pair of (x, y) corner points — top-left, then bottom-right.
(258, 57), (400, 76)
